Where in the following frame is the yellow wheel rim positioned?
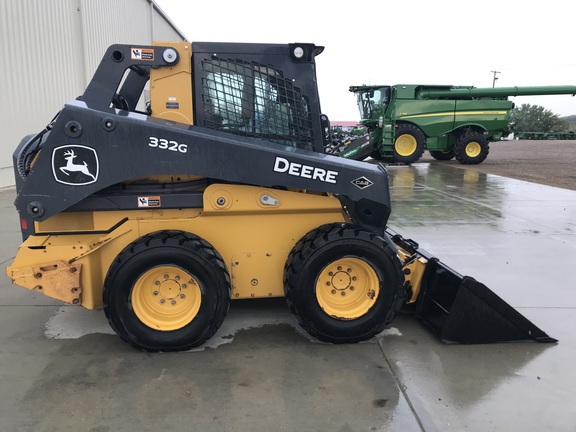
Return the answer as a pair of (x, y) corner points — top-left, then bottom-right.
(465, 142), (481, 158)
(131, 265), (201, 331)
(316, 258), (380, 320)
(395, 134), (417, 156)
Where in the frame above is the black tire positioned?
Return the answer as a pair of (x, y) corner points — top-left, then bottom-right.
(103, 230), (230, 352)
(393, 124), (426, 164)
(284, 223), (404, 344)
(429, 149), (455, 161)
(370, 149), (384, 160)
(454, 131), (489, 164)
(370, 149), (393, 163)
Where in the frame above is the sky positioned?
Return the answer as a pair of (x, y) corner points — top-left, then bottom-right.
(154, 0), (576, 121)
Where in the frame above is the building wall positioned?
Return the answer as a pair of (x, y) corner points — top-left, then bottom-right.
(0, 0), (186, 187)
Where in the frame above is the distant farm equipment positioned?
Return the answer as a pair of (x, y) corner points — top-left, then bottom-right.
(515, 131), (576, 140)
(337, 84), (576, 164)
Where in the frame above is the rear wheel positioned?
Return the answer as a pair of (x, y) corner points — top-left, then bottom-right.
(454, 132), (489, 164)
(429, 149), (455, 161)
(103, 231), (230, 352)
(284, 223), (404, 343)
(393, 124), (426, 164)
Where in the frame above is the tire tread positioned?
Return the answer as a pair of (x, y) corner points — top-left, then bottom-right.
(103, 230), (230, 352)
(284, 223), (404, 344)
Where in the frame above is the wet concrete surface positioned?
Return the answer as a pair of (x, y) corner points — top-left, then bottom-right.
(420, 139), (576, 191)
(1, 161), (575, 431)
(385, 163), (576, 430)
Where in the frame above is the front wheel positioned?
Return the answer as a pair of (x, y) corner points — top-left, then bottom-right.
(103, 231), (230, 352)
(454, 132), (489, 164)
(393, 124), (426, 164)
(284, 223), (404, 343)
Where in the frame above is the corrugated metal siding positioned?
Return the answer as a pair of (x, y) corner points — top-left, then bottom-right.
(152, 8), (186, 41)
(80, 0), (153, 83)
(0, 0), (185, 187)
(0, 0), (85, 185)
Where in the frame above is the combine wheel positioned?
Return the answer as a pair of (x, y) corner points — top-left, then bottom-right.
(429, 149), (455, 161)
(284, 223), (403, 343)
(393, 124), (426, 164)
(454, 132), (489, 164)
(103, 231), (230, 352)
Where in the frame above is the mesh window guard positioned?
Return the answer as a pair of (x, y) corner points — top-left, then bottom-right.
(200, 58), (314, 151)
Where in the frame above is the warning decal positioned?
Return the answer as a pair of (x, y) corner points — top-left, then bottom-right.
(131, 48), (154, 61)
(138, 196), (161, 208)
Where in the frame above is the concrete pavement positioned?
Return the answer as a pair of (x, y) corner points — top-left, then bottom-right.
(1, 161), (575, 431)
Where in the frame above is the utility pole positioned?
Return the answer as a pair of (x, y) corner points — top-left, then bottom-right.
(491, 70), (501, 88)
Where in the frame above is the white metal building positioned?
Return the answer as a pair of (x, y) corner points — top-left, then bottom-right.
(0, 0), (187, 187)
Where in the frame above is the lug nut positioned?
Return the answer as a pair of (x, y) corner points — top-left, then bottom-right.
(160, 299), (165, 304)
(326, 281), (331, 286)
(347, 268), (352, 273)
(331, 289), (336, 294)
(350, 286), (355, 291)
(337, 266), (342, 271)
(341, 292), (346, 296)
(155, 281), (160, 285)
(153, 291), (158, 295)
(171, 300), (176, 305)
(180, 294), (185, 299)
(164, 274), (169, 279)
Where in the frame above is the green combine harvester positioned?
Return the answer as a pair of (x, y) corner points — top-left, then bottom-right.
(338, 84), (576, 164)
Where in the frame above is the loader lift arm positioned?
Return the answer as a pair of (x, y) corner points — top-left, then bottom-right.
(14, 101), (392, 237)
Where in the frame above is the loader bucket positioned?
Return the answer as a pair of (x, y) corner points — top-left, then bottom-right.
(415, 259), (557, 344)
(386, 228), (557, 344)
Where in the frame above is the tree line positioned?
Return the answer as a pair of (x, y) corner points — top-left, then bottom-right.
(510, 104), (575, 134)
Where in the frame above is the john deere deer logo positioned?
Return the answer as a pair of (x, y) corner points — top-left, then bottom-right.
(60, 149), (96, 179)
(52, 145), (99, 185)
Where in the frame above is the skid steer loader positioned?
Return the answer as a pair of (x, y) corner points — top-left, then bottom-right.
(7, 42), (555, 351)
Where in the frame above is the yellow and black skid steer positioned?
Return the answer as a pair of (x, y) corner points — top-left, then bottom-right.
(7, 42), (555, 351)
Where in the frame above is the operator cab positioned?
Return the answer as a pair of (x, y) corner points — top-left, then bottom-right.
(350, 86), (391, 121)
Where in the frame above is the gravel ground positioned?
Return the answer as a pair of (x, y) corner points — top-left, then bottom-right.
(420, 139), (576, 191)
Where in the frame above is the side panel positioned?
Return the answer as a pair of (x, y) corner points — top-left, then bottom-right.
(453, 100), (513, 134)
(150, 42), (194, 124)
(8, 185), (347, 308)
(395, 100), (457, 137)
